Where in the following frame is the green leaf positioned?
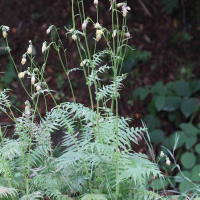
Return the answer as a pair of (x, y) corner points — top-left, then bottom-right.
(162, 96), (181, 111)
(122, 58), (138, 73)
(179, 180), (194, 193)
(162, 138), (171, 150)
(133, 87), (149, 101)
(170, 131), (187, 149)
(181, 152), (196, 169)
(144, 114), (160, 131)
(174, 81), (192, 97)
(168, 111), (176, 122)
(191, 80), (200, 93)
(162, 0), (179, 14)
(151, 81), (167, 95)
(149, 129), (165, 143)
(191, 165), (200, 182)
(165, 82), (174, 90)
(185, 136), (197, 150)
(195, 144), (200, 154)
(1, 62), (17, 84)
(155, 95), (165, 111)
(150, 178), (168, 190)
(147, 102), (157, 116)
(180, 123), (200, 136)
(181, 98), (197, 118)
(175, 171), (191, 183)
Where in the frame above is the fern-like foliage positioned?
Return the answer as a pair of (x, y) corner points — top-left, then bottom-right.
(0, 89), (11, 113)
(0, 186), (18, 199)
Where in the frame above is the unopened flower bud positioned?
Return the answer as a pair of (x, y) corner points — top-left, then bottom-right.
(36, 85), (41, 92)
(112, 30), (117, 37)
(125, 32), (131, 38)
(46, 28), (50, 34)
(3, 31), (7, 38)
(27, 46), (32, 54)
(117, 3), (122, 7)
(4, 26), (9, 31)
(80, 60), (86, 67)
(69, 29), (73, 33)
(46, 26), (52, 34)
(42, 42), (47, 53)
(96, 34), (102, 42)
(21, 56), (27, 65)
(72, 34), (77, 41)
(166, 159), (171, 166)
(31, 76), (36, 85)
(160, 151), (164, 157)
(127, 6), (131, 11)
(25, 110), (31, 116)
(34, 68), (39, 72)
(82, 20), (88, 30)
(2, 26), (9, 38)
(94, 0), (98, 6)
(122, 5), (128, 17)
(18, 72), (25, 78)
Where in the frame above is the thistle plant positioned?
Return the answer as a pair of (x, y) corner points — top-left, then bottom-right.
(0, 1), (170, 200)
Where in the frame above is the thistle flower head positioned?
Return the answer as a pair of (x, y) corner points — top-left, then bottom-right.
(18, 72), (25, 78)
(72, 34), (77, 41)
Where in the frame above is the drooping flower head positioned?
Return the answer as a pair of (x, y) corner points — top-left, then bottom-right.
(94, 0), (98, 6)
(72, 34), (77, 41)
(21, 54), (27, 65)
(2, 26), (9, 38)
(82, 19), (89, 30)
(18, 72), (25, 78)
(27, 41), (32, 54)
(46, 26), (52, 34)
(42, 42), (47, 53)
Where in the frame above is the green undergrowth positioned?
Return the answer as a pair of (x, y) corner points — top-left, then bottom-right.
(0, 1), (199, 200)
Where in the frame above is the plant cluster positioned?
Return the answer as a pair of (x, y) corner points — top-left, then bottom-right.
(134, 80), (200, 194)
